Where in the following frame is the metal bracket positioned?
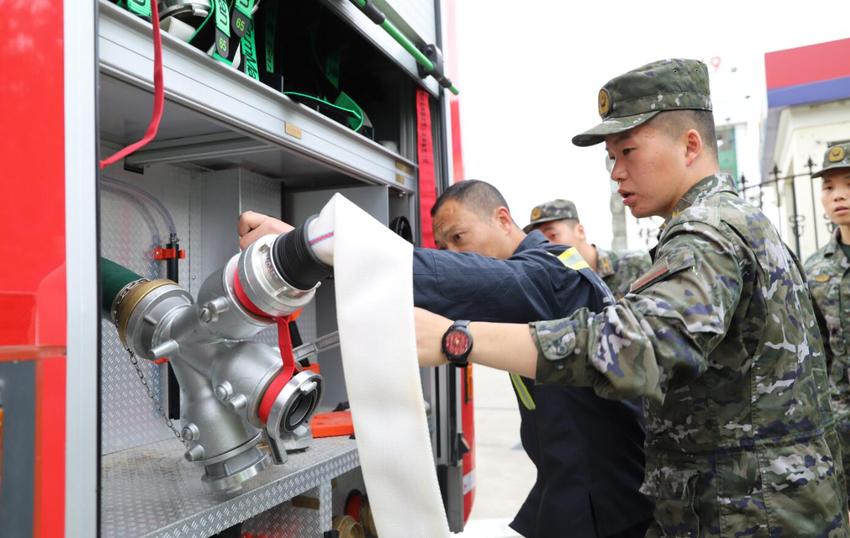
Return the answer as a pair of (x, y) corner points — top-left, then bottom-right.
(416, 43), (452, 89)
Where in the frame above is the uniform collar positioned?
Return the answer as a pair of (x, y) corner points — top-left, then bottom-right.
(669, 173), (737, 221)
(811, 228), (850, 279)
(595, 246), (615, 277)
(514, 230), (550, 255)
(823, 228), (842, 258)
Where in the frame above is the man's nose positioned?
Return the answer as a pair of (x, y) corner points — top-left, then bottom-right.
(610, 160), (626, 183)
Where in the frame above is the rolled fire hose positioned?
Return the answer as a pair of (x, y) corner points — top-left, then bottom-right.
(303, 194), (450, 537)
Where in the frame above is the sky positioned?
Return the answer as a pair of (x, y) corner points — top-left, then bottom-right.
(452, 0), (850, 249)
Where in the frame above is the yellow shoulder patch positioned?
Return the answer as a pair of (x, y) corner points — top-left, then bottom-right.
(557, 247), (590, 271)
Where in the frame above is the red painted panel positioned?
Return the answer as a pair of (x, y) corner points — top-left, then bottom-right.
(36, 264), (68, 346)
(33, 356), (66, 538)
(765, 37), (850, 90)
(0, 0), (67, 311)
(0, 294), (37, 346)
(1, 3), (68, 537)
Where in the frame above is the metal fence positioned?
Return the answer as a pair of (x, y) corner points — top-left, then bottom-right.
(738, 158), (835, 260)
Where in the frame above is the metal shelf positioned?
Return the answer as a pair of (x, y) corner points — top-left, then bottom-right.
(100, 436), (359, 538)
(97, 1), (417, 192)
(320, 0), (441, 97)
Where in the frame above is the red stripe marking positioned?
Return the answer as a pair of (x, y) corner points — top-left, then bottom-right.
(416, 89), (438, 248)
(308, 231), (334, 246)
(629, 265), (669, 293)
(765, 37), (850, 90)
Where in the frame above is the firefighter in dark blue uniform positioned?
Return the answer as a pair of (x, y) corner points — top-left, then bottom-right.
(238, 180), (653, 538)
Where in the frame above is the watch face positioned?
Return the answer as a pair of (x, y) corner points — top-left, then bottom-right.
(444, 329), (471, 357)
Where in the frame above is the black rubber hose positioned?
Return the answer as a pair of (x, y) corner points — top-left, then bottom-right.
(100, 257), (144, 314)
(272, 216), (333, 290)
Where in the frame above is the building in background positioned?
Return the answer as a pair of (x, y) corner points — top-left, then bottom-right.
(761, 37), (850, 261)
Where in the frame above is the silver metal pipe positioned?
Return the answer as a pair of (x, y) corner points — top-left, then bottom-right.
(108, 239), (324, 492)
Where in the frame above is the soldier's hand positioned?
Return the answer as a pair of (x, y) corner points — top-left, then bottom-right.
(238, 211), (294, 250)
(415, 307), (451, 367)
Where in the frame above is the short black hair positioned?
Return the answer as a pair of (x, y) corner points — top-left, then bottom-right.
(430, 179), (511, 218)
(652, 109), (718, 157)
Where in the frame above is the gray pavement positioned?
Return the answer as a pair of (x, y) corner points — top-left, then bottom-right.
(454, 365), (534, 537)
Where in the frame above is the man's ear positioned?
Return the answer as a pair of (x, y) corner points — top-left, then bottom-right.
(494, 206), (513, 232)
(684, 128), (703, 166)
(576, 223), (587, 241)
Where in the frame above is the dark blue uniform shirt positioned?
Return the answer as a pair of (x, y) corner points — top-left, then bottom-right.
(412, 231), (652, 538)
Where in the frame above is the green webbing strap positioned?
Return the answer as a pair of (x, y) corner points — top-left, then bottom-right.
(125, 0), (152, 18)
(510, 374), (536, 411)
(509, 247), (591, 412)
(283, 92), (364, 132)
(232, 0), (255, 38)
(325, 51), (341, 90)
(214, 0), (231, 58)
(335, 91), (365, 132)
(241, 23), (259, 80)
(264, 2), (277, 73)
(189, 6), (214, 45)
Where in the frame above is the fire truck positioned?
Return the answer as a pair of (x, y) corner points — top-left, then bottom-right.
(0, 1), (473, 535)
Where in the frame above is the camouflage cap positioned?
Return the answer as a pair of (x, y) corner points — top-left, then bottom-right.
(812, 142), (850, 178)
(523, 199), (579, 233)
(572, 59), (713, 147)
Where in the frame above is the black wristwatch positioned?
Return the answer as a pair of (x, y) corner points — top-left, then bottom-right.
(441, 320), (473, 367)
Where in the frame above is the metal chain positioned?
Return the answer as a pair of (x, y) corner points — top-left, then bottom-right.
(125, 346), (187, 446)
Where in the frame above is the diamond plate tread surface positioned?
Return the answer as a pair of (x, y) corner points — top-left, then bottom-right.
(241, 486), (323, 536)
(100, 171), (192, 454)
(101, 437), (359, 538)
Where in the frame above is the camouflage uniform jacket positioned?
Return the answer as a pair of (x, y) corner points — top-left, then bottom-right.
(596, 247), (652, 300)
(531, 174), (848, 537)
(805, 230), (850, 425)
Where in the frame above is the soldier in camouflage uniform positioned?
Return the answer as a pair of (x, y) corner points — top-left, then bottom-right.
(525, 199), (652, 299)
(414, 59), (848, 536)
(805, 141), (850, 506)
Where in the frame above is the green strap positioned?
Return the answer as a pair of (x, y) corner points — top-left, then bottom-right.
(213, 0), (231, 58)
(510, 373), (536, 411)
(231, 0), (254, 38)
(325, 50), (341, 90)
(506, 247), (590, 412)
(125, 0), (152, 18)
(263, 2), (277, 73)
(188, 7), (214, 45)
(335, 91), (365, 132)
(284, 92), (364, 132)
(241, 23), (259, 80)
